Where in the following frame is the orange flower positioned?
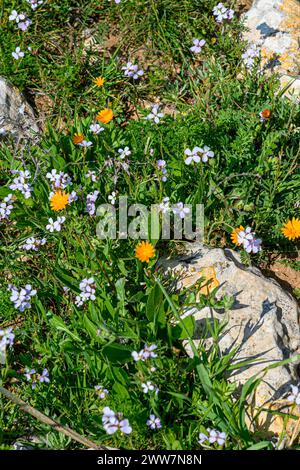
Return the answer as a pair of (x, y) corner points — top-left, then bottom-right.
(50, 190), (69, 211)
(261, 109), (271, 119)
(72, 133), (85, 144)
(96, 108), (113, 124)
(135, 241), (156, 263)
(281, 217), (300, 240)
(94, 76), (105, 87)
(230, 225), (245, 245)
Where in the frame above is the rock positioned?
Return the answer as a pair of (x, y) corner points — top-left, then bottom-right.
(162, 244), (300, 435)
(243, 0), (300, 100)
(0, 77), (39, 142)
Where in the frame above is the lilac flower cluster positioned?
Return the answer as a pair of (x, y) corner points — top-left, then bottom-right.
(146, 105), (164, 124)
(157, 159), (168, 182)
(242, 44), (260, 69)
(46, 216), (66, 232)
(212, 3), (234, 23)
(79, 140), (93, 148)
(8, 284), (37, 312)
(184, 146), (214, 165)
(9, 10), (32, 31)
(94, 385), (109, 399)
(199, 428), (226, 446)
(146, 414), (162, 430)
(9, 170), (32, 199)
(122, 62), (144, 80)
(132, 344), (157, 362)
(86, 191), (99, 216)
(237, 227), (262, 254)
(75, 277), (96, 307)
(21, 237), (47, 251)
(24, 367), (50, 389)
(102, 407), (132, 435)
(46, 169), (72, 190)
(0, 194), (14, 220)
(190, 39), (206, 54)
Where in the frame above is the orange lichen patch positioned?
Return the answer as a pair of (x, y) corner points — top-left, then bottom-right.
(180, 266), (219, 296)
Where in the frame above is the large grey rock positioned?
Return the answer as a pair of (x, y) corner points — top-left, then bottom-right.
(243, 0), (300, 99)
(162, 244), (300, 410)
(0, 77), (39, 141)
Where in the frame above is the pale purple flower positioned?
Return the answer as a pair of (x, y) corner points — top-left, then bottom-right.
(108, 192), (116, 205)
(159, 197), (170, 214)
(12, 47), (25, 60)
(122, 62), (144, 80)
(79, 140), (93, 148)
(157, 159), (166, 169)
(27, 0), (43, 10)
(24, 367), (37, 388)
(85, 170), (98, 182)
(242, 44), (260, 69)
(46, 169), (72, 190)
(94, 385), (109, 399)
(147, 415), (162, 430)
(132, 343), (158, 362)
(0, 127), (6, 136)
(146, 105), (164, 124)
(21, 237), (46, 251)
(184, 147), (201, 165)
(287, 385), (300, 405)
(39, 368), (50, 384)
(237, 226), (262, 254)
(212, 3), (234, 23)
(9, 170), (32, 198)
(0, 194), (14, 220)
(118, 147), (131, 159)
(46, 216), (66, 232)
(184, 146), (214, 165)
(18, 19), (32, 32)
(86, 191), (99, 216)
(141, 381), (158, 394)
(9, 10), (19, 22)
(0, 327), (15, 350)
(199, 428), (226, 446)
(172, 202), (190, 219)
(75, 277), (96, 306)
(190, 39), (206, 54)
(8, 284), (37, 312)
(102, 407), (132, 435)
(90, 123), (104, 134)
(68, 191), (78, 203)
(132, 350), (145, 362)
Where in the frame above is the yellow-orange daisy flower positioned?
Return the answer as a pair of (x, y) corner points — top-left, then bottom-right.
(50, 190), (70, 211)
(96, 108), (113, 124)
(94, 76), (105, 87)
(72, 133), (85, 145)
(230, 225), (245, 245)
(281, 217), (300, 240)
(135, 241), (156, 263)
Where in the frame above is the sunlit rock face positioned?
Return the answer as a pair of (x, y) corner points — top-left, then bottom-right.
(0, 76), (39, 141)
(243, 0), (300, 99)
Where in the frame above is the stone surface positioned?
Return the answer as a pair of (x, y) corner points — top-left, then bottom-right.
(0, 77), (39, 141)
(243, 0), (300, 99)
(162, 244), (300, 415)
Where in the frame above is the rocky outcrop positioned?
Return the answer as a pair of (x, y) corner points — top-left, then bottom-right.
(162, 244), (300, 435)
(0, 77), (39, 142)
(243, 0), (300, 99)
